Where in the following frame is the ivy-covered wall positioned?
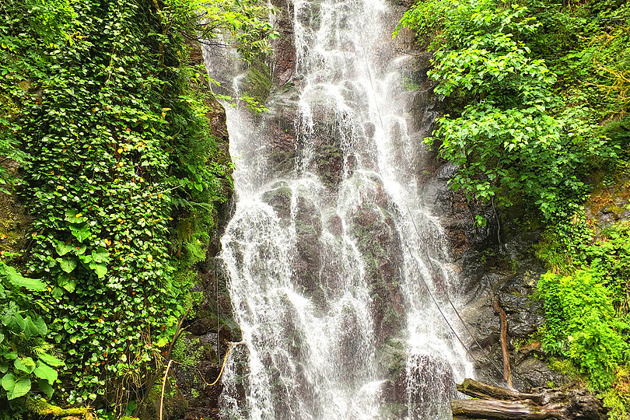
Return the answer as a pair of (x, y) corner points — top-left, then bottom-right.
(0, 0), (270, 417)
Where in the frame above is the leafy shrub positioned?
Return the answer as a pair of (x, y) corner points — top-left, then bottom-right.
(538, 270), (630, 389)
(0, 262), (64, 401)
(537, 220), (630, 405)
(397, 0), (616, 219)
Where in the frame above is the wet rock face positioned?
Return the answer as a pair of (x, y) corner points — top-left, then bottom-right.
(0, 160), (32, 255)
(435, 191), (566, 390)
(293, 196), (323, 297)
(403, 66), (567, 393)
(351, 204), (406, 344)
(270, 0), (297, 86)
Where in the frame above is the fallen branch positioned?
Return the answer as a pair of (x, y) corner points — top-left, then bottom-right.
(457, 378), (542, 404)
(492, 296), (512, 388)
(159, 359), (174, 420)
(25, 396), (95, 418)
(452, 378), (608, 420)
(452, 399), (564, 419)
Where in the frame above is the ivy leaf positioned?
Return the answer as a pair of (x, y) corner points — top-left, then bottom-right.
(51, 287), (64, 299)
(34, 361), (57, 385)
(90, 247), (110, 263)
(32, 317), (48, 337)
(23, 316), (41, 338)
(2, 373), (31, 400)
(59, 258), (77, 273)
(0, 348), (17, 360)
(1, 373), (15, 391)
(69, 224), (91, 242)
(64, 209), (87, 223)
(36, 353), (64, 367)
(58, 274), (76, 292)
(2, 309), (26, 332)
(54, 241), (74, 257)
(89, 263), (107, 279)
(14, 357), (36, 374)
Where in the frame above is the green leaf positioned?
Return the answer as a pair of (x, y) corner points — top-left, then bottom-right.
(58, 274), (76, 292)
(0, 332), (4, 344)
(90, 247), (110, 263)
(14, 357), (36, 374)
(54, 241), (74, 257)
(89, 263), (107, 279)
(36, 353), (64, 367)
(0, 263), (46, 291)
(32, 317), (48, 337)
(34, 361), (57, 385)
(23, 316), (41, 338)
(1, 373), (15, 392)
(37, 379), (53, 398)
(59, 258), (77, 273)
(64, 209), (87, 223)
(51, 287), (64, 299)
(2, 373), (31, 400)
(1, 349), (17, 360)
(2, 310), (26, 332)
(69, 224), (91, 242)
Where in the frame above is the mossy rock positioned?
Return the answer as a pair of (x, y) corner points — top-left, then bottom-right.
(0, 161), (32, 254)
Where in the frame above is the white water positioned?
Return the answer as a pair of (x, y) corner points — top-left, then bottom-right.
(211, 0), (474, 418)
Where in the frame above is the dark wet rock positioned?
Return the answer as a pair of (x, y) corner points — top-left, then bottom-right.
(351, 204), (406, 345)
(293, 196), (324, 298)
(512, 355), (569, 390)
(270, 0), (297, 86)
(262, 183), (293, 221)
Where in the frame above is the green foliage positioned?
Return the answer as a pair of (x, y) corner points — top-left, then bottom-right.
(537, 220), (630, 407)
(0, 261), (63, 401)
(399, 1), (629, 414)
(538, 270), (629, 389)
(158, 0), (275, 61)
(0, 0), (266, 414)
(0, 0), (75, 193)
(398, 0), (617, 219)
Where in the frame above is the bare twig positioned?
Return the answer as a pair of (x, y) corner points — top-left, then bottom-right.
(159, 359), (174, 420)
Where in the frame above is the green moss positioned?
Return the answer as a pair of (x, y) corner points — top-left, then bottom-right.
(602, 367), (630, 420)
(0, 188), (31, 254)
(377, 339), (407, 381)
(25, 396), (92, 418)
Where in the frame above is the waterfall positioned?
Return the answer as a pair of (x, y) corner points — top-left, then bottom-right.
(210, 0), (474, 418)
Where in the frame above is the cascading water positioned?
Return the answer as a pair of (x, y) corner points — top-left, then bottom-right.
(210, 0), (474, 418)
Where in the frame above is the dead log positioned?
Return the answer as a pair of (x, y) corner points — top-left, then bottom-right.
(452, 399), (564, 419)
(457, 378), (543, 404)
(452, 378), (608, 420)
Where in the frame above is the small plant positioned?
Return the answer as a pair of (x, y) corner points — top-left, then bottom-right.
(0, 262), (64, 400)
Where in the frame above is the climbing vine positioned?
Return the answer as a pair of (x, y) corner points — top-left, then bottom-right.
(1, 0), (271, 415)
